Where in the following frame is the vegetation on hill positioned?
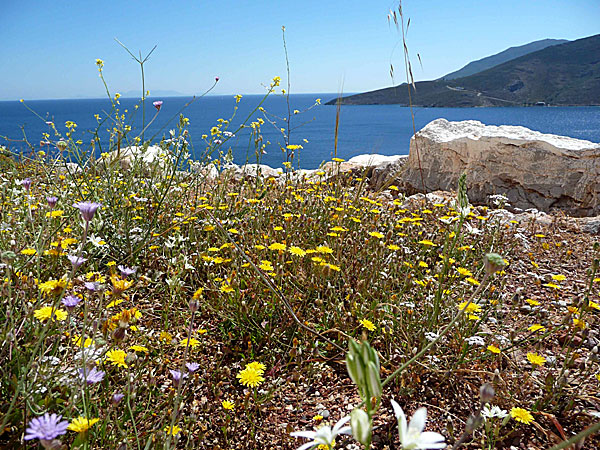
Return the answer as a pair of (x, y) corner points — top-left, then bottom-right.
(441, 38), (568, 80)
(328, 34), (600, 107)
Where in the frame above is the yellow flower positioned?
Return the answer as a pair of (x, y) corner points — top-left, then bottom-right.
(368, 231), (384, 239)
(246, 361), (266, 374)
(39, 278), (67, 297)
(315, 245), (333, 254)
(105, 349), (128, 368)
(68, 417), (99, 433)
(510, 407), (534, 424)
(20, 248), (37, 256)
(526, 352), (546, 367)
(236, 367), (264, 388)
(465, 277), (480, 286)
(487, 345), (501, 354)
(456, 267), (472, 277)
(72, 336), (94, 348)
(34, 306), (67, 322)
(164, 425), (182, 436)
(268, 242), (286, 251)
(222, 400), (235, 410)
(418, 239), (436, 246)
(573, 318), (586, 330)
(289, 246), (307, 257)
(192, 287), (204, 299)
(528, 324), (546, 333)
(180, 337), (200, 348)
(387, 244), (400, 251)
(220, 283), (234, 293)
(457, 301), (482, 314)
(589, 300), (600, 311)
(551, 274), (566, 281)
(526, 298), (540, 306)
(130, 345), (149, 353)
(359, 319), (376, 331)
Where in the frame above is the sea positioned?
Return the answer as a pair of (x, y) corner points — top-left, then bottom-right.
(1, 94), (599, 169)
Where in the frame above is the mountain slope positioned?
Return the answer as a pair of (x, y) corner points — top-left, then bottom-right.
(442, 38), (568, 80)
(328, 34), (600, 107)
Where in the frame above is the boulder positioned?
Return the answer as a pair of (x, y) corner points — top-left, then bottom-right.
(233, 164), (282, 181)
(400, 119), (600, 216)
(97, 145), (168, 175)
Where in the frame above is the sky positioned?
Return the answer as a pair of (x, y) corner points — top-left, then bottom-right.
(0, 0), (598, 100)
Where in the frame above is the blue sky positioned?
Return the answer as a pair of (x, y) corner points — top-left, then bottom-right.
(1, 0), (598, 100)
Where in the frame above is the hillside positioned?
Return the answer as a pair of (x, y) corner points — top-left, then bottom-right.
(441, 38), (568, 80)
(328, 34), (600, 107)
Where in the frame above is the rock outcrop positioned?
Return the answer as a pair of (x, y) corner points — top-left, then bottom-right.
(97, 145), (168, 176)
(399, 119), (600, 216)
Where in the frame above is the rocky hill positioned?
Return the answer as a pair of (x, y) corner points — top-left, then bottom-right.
(441, 38), (568, 80)
(327, 34), (600, 107)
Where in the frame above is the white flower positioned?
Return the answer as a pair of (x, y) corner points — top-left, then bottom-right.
(391, 400), (446, 450)
(481, 404), (508, 420)
(291, 416), (352, 450)
(465, 336), (485, 347)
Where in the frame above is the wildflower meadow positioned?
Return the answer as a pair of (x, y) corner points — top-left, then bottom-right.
(1, 45), (600, 450)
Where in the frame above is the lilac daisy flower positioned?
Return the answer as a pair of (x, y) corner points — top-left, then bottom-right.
(67, 255), (87, 268)
(185, 362), (200, 373)
(84, 281), (100, 292)
(21, 178), (32, 191)
(170, 369), (188, 387)
(118, 265), (137, 277)
(62, 295), (82, 309)
(112, 392), (125, 405)
(79, 366), (105, 384)
(24, 413), (69, 441)
(73, 201), (102, 222)
(46, 196), (58, 208)
(153, 100), (163, 111)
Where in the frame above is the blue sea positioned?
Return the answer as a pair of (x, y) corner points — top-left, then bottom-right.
(1, 94), (599, 169)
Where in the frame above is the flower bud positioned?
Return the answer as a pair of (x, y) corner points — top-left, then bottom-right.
(479, 382), (495, 403)
(350, 408), (371, 446)
(484, 253), (506, 275)
(366, 361), (382, 400)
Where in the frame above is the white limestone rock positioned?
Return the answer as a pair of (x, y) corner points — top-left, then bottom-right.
(401, 119), (600, 216)
(97, 145), (169, 176)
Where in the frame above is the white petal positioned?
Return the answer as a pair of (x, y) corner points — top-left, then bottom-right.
(418, 431), (446, 447)
(296, 442), (317, 450)
(291, 431), (316, 439)
(337, 426), (352, 435)
(391, 399), (408, 441)
(332, 416), (351, 434)
(408, 407), (427, 434)
(391, 399), (402, 420)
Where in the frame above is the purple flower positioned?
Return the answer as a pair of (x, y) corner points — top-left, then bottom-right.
(215, 76), (220, 82)
(185, 362), (200, 373)
(79, 366), (105, 384)
(153, 100), (163, 111)
(170, 369), (188, 387)
(21, 178), (32, 191)
(67, 255), (87, 268)
(73, 201), (102, 222)
(24, 413), (69, 441)
(112, 392), (125, 405)
(62, 295), (82, 309)
(47, 196), (58, 208)
(84, 281), (100, 292)
(118, 265), (137, 277)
